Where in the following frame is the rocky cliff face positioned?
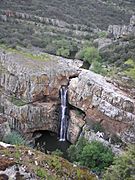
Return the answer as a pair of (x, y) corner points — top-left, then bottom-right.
(68, 70), (135, 144)
(0, 48), (82, 140)
(0, 48), (135, 144)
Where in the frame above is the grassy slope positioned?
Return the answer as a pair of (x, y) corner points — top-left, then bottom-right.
(0, 145), (97, 179)
(0, 0), (135, 83)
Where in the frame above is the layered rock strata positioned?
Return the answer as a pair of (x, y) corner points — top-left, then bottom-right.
(68, 70), (135, 143)
(0, 48), (82, 138)
(0, 48), (135, 144)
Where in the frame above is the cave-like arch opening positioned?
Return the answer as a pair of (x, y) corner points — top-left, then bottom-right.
(33, 130), (71, 158)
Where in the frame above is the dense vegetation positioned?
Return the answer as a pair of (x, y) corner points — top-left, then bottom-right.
(3, 131), (26, 145)
(103, 145), (135, 180)
(0, 0), (135, 57)
(67, 137), (114, 174)
(0, 0), (135, 77)
(100, 34), (135, 66)
(67, 137), (135, 179)
(0, 19), (80, 57)
(100, 33), (135, 80)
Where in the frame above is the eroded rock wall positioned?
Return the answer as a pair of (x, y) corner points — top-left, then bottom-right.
(0, 48), (135, 144)
(68, 70), (135, 143)
(67, 110), (85, 143)
(0, 48), (82, 138)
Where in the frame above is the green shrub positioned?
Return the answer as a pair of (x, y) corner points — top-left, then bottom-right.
(52, 149), (63, 157)
(51, 156), (62, 171)
(36, 168), (46, 179)
(67, 144), (77, 162)
(14, 146), (21, 163)
(55, 39), (78, 58)
(92, 122), (104, 133)
(80, 141), (114, 173)
(56, 47), (70, 58)
(76, 47), (101, 65)
(68, 137), (114, 173)
(68, 137), (87, 162)
(98, 31), (107, 38)
(103, 145), (135, 180)
(11, 96), (26, 106)
(3, 131), (26, 145)
(124, 59), (135, 80)
(90, 61), (108, 75)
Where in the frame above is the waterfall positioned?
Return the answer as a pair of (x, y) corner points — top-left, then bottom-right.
(59, 86), (68, 141)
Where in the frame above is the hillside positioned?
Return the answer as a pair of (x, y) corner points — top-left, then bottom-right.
(0, 1), (135, 178)
(1, 0), (135, 29)
(0, 143), (97, 179)
(0, 0), (135, 82)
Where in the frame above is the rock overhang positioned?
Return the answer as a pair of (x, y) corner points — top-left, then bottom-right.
(68, 69), (135, 143)
(0, 48), (83, 140)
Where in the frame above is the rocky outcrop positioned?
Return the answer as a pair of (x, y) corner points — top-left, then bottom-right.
(0, 115), (11, 141)
(0, 47), (135, 144)
(68, 70), (135, 143)
(0, 162), (36, 180)
(0, 50), (82, 101)
(0, 48), (82, 138)
(0, 10), (92, 37)
(94, 38), (112, 50)
(108, 15), (135, 39)
(82, 125), (123, 155)
(67, 110), (85, 143)
(1, 98), (59, 135)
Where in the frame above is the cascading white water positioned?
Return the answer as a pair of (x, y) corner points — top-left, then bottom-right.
(59, 86), (68, 141)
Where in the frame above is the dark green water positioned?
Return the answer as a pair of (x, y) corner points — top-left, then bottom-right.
(35, 131), (71, 159)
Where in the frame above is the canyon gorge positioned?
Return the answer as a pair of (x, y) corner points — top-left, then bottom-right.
(0, 48), (134, 146)
(0, 1), (135, 179)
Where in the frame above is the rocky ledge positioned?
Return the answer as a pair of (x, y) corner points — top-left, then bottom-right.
(68, 70), (135, 144)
